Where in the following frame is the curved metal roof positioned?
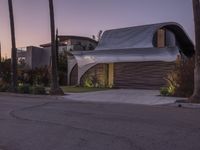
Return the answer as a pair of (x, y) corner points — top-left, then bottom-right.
(96, 22), (194, 56)
(72, 47), (179, 68)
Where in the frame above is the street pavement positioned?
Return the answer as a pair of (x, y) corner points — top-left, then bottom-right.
(0, 94), (200, 150)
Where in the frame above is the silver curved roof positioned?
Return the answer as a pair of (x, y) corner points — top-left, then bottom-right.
(96, 22), (194, 56)
(72, 47), (179, 68)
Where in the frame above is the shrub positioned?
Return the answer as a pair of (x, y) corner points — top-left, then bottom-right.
(18, 67), (50, 86)
(83, 76), (94, 88)
(18, 84), (31, 94)
(0, 59), (11, 83)
(82, 74), (103, 88)
(0, 83), (9, 92)
(160, 86), (175, 96)
(31, 85), (46, 95)
(161, 57), (194, 97)
(58, 52), (68, 86)
(160, 87), (170, 96)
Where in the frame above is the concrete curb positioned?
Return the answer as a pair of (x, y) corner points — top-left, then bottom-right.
(176, 103), (200, 109)
(165, 101), (200, 109)
(0, 92), (66, 100)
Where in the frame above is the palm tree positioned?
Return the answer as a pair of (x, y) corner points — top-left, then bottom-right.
(190, 0), (200, 103)
(0, 42), (2, 63)
(48, 0), (64, 95)
(0, 42), (2, 76)
(8, 0), (17, 92)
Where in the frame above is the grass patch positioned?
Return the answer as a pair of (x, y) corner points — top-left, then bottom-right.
(61, 86), (109, 93)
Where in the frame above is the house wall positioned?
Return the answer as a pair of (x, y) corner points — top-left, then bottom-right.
(79, 61), (175, 89)
(80, 64), (108, 87)
(70, 64), (78, 85)
(66, 39), (97, 51)
(20, 46), (51, 69)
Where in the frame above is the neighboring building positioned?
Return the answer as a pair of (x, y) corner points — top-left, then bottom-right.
(68, 22), (195, 89)
(17, 46), (50, 69)
(40, 35), (98, 52)
(17, 36), (97, 69)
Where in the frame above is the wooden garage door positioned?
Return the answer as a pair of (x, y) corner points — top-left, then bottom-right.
(114, 61), (175, 90)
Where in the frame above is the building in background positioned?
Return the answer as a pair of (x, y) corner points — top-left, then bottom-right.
(17, 35), (97, 69)
(40, 35), (97, 52)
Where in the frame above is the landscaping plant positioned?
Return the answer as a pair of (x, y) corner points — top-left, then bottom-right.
(161, 57), (194, 97)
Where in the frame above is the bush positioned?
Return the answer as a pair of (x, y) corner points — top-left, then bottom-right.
(18, 84), (31, 94)
(18, 67), (50, 86)
(83, 76), (94, 88)
(0, 59), (11, 83)
(161, 57), (194, 97)
(160, 87), (170, 96)
(31, 85), (46, 95)
(0, 83), (9, 92)
(83, 74), (103, 88)
(160, 86), (175, 96)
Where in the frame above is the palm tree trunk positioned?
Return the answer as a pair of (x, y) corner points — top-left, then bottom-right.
(56, 28), (59, 67)
(0, 42), (2, 63)
(190, 0), (200, 103)
(48, 0), (64, 95)
(8, 0), (17, 92)
(0, 43), (2, 76)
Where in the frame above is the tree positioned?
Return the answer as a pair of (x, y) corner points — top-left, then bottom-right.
(48, 0), (64, 95)
(8, 0), (17, 92)
(0, 58), (11, 83)
(0, 43), (2, 75)
(97, 30), (103, 42)
(0, 42), (2, 63)
(190, 0), (200, 103)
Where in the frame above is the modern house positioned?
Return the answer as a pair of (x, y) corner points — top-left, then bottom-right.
(17, 35), (97, 69)
(68, 22), (194, 89)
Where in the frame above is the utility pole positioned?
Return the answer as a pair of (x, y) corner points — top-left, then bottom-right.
(190, 0), (200, 103)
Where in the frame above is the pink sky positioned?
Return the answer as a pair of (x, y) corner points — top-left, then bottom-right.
(0, 0), (195, 57)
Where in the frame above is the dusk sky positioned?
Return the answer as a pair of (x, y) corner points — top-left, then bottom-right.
(0, 0), (195, 57)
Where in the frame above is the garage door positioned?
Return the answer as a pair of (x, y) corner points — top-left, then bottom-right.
(114, 61), (175, 90)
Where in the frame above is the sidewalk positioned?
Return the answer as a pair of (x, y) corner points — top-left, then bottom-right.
(64, 89), (186, 105)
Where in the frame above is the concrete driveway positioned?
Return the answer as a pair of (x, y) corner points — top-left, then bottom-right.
(65, 89), (184, 105)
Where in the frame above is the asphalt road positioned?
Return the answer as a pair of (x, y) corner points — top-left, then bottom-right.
(0, 94), (200, 150)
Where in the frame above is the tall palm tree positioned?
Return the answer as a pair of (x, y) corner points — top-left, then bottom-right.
(0, 42), (1, 76)
(8, 0), (17, 92)
(48, 0), (64, 95)
(0, 42), (2, 63)
(190, 0), (200, 103)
